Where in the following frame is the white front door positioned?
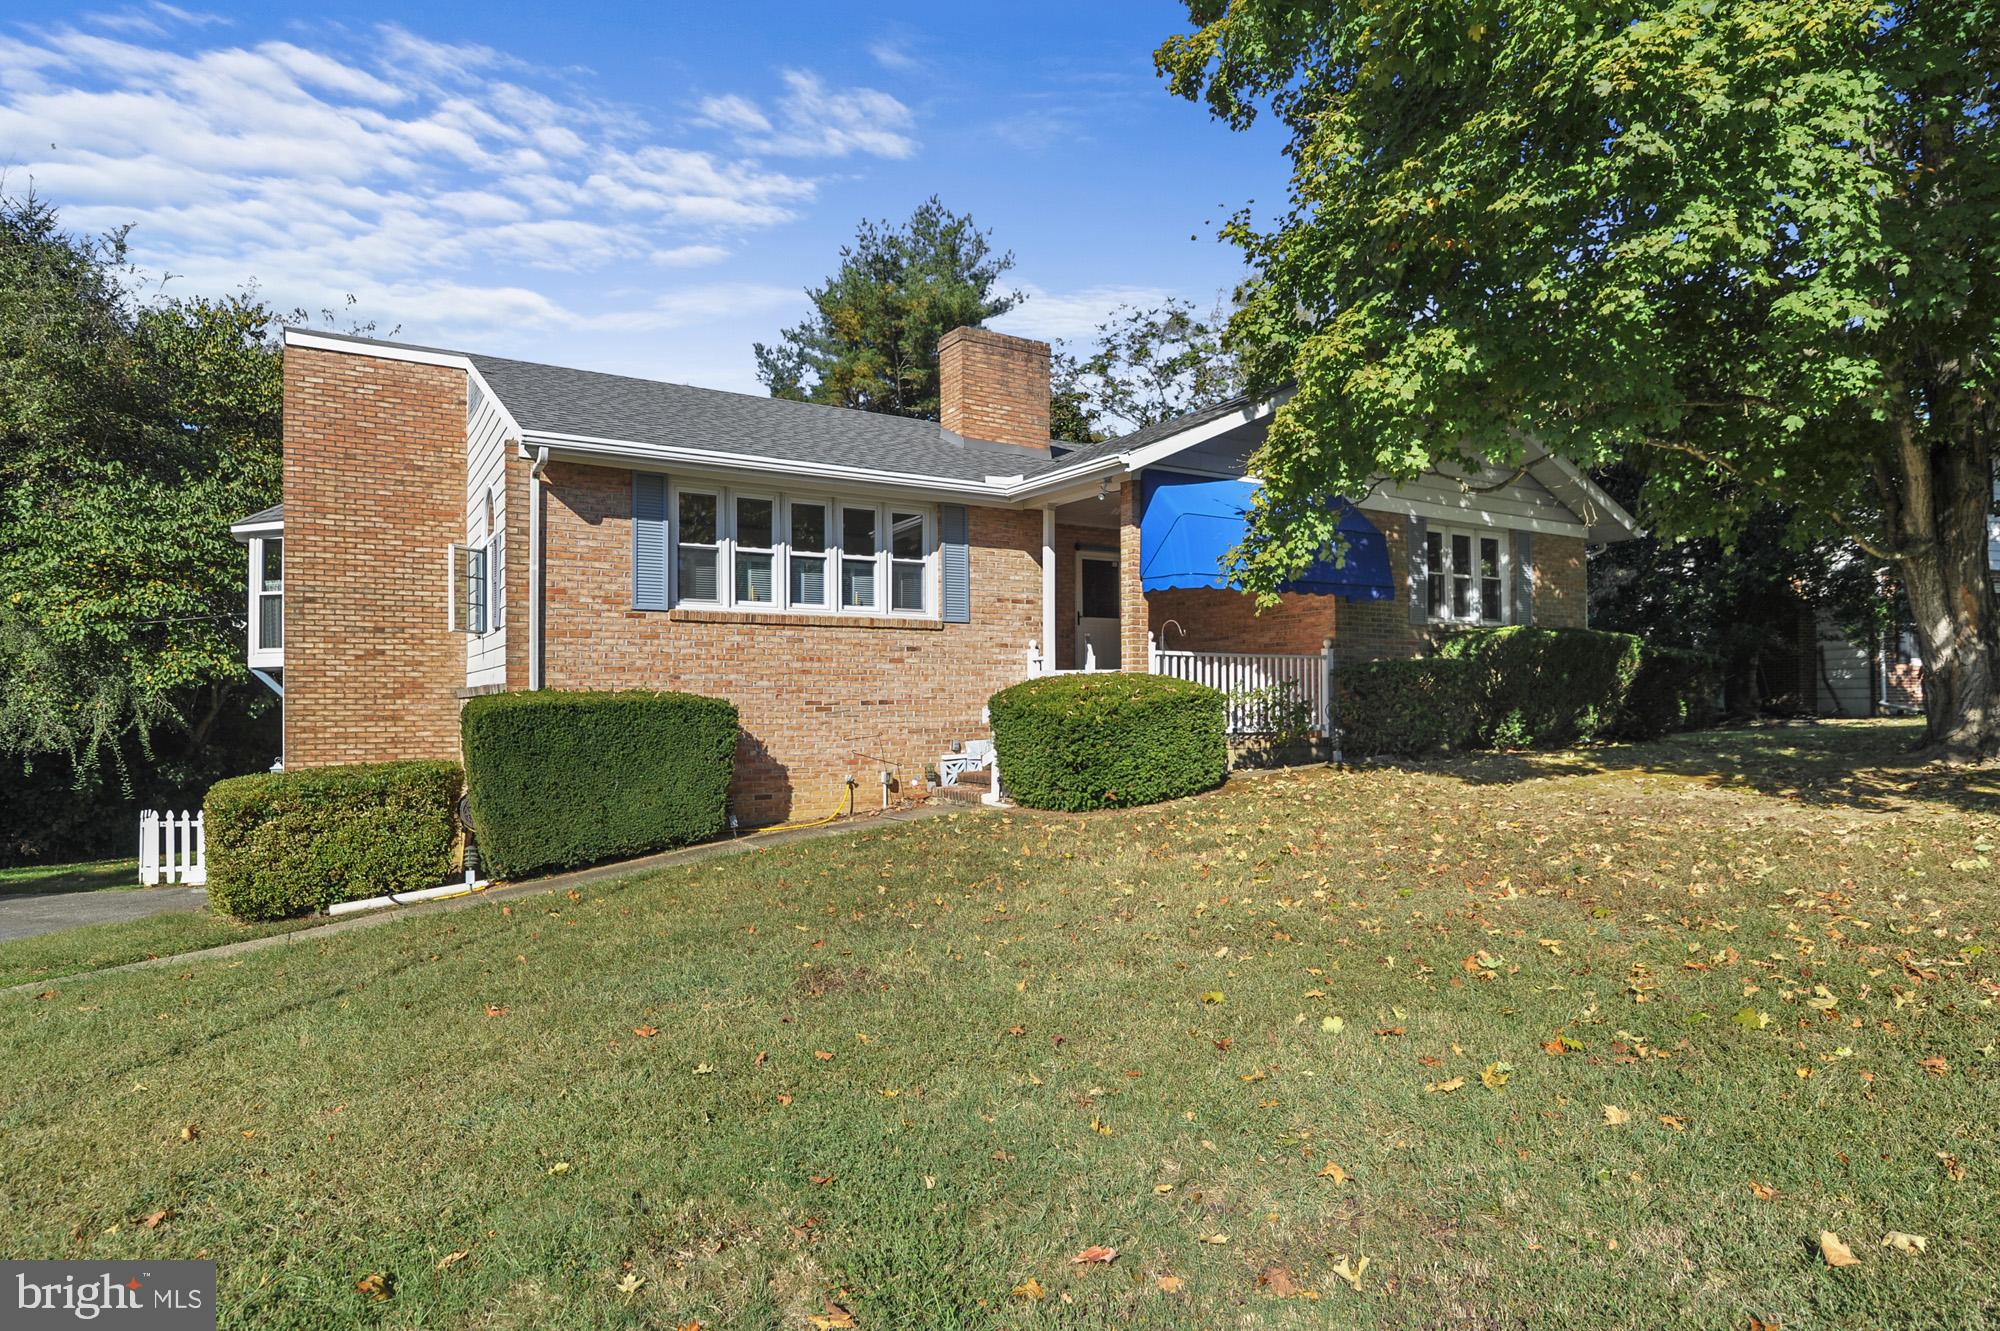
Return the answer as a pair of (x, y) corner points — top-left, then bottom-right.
(1076, 552), (1121, 669)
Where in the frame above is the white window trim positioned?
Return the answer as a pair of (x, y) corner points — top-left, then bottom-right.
(1424, 524), (1509, 626)
(247, 535), (283, 667)
(665, 480), (938, 619)
(785, 497), (833, 611)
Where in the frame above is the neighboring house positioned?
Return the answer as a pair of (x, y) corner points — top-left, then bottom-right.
(229, 326), (1638, 824)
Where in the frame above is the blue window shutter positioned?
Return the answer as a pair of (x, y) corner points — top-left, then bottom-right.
(632, 473), (668, 610)
(1511, 529), (1534, 624)
(941, 504), (970, 623)
(1407, 515), (1428, 626)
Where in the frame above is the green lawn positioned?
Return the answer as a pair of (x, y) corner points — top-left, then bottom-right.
(0, 856), (139, 896)
(1, 720), (1994, 1329)
(0, 909), (312, 992)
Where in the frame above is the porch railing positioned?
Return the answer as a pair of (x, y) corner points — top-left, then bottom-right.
(1151, 635), (1333, 738)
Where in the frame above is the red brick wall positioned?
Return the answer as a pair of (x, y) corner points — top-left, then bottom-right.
(538, 462), (1042, 823)
(282, 347), (465, 767)
(938, 327), (1049, 450)
(1534, 534), (1589, 630)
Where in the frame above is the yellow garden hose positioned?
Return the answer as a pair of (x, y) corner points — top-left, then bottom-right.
(749, 778), (858, 834)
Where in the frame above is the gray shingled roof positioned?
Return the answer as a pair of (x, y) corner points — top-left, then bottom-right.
(284, 329), (1270, 486)
(230, 502), (284, 529)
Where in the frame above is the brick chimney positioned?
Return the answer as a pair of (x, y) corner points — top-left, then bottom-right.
(938, 326), (1049, 450)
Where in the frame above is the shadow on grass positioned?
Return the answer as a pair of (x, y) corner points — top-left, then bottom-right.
(0, 858), (140, 898)
(1372, 718), (2000, 817)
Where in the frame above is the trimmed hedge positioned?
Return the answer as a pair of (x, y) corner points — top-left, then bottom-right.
(989, 673), (1226, 811)
(462, 689), (738, 878)
(1334, 658), (1480, 757)
(205, 761), (462, 920)
(1335, 628), (1718, 759)
(1437, 626), (1644, 748)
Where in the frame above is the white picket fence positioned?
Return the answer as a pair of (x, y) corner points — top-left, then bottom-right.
(1151, 636), (1333, 736)
(139, 809), (207, 886)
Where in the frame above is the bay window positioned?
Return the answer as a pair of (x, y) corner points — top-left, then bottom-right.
(663, 483), (934, 617)
(1425, 524), (1508, 625)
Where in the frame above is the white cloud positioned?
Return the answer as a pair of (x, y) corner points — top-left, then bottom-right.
(866, 37), (920, 72)
(0, 21), (920, 354)
(701, 69), (916, 160)
(991, 283), (1177, 342)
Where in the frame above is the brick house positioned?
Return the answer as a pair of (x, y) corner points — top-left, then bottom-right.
(230, 325), (1639, 824)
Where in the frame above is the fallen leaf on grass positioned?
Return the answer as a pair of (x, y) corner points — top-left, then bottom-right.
(484, 1005), (509, 1018)
(806, 1301), (857, 1329)
(1731, 1007), (1772, 1030)
(139, 1209), (169, 1230)
(1320, 1016), (1345, 1033)
(1602, 1105), (1632, 1127)
(1920, 1056), (1950, 1077)
(547, 1162), (571, 1175)
(1750, 1182), (1777, 1201)
(1329, 1254), (1369, 1291)
(1937, 1153), (1966, 1182)
(632, 1025), (658, 1038)
(1200, 1232), (1229, 1245)
(435, 1250), (470, 1272)
(1657, 1115), (1688, 1131)
(1201, 991), (1226, 1005)
(616, 1272), (645, 1294)
(1426, 1076), (1465, 1094)
(1012, 1278), (1045, 1300)
(1152, 1183), (1174, 1194)
(1882, 1232), (1928, 1257)
(1819, 1231), (1860, 1268)
(1072, 1245), (1118, 1265)
(354, 1272), (392, 1301)
(179, 1124), (198, 1143)
(1156, 1274), (1185, 1294)
(1481, 1062), (1513, 1091)
(1257, 1266), (1298, 1297)
(814, 1050), (835, 1061)
(1317, 1162), (1348, 1183)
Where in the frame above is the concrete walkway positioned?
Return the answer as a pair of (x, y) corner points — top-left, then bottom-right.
(0, 884), (209, 944)
(1, 802), (961, 995)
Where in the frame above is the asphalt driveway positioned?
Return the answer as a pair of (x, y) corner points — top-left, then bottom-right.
(0, 884), (210, 942)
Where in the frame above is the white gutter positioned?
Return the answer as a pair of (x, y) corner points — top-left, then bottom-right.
(529, 445), (549, 690)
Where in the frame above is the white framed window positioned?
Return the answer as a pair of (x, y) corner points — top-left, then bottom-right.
(663, 485), (936, 618)
(1425, 525), (1507, 625)
(788, 499), (831, 608)
(840, 505), (881, 611)
(448, 542), (489, 634)
(733, 493), (777, 605)
(251, 536), (283, 658)
(484, 485), (505, 631)
(676, 489), (721, 604)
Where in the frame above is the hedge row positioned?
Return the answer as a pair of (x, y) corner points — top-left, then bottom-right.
(1337, 627), (1717, 758)
(462, 689), (738, 878)
(205, 761), (462, 920)
(989, 673), (1227, 811)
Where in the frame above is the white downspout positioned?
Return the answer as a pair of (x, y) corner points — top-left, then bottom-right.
(529, 445), (549, 690)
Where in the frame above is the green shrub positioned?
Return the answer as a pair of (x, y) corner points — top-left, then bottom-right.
(1334, 658), (1481, 757)
(989, 673), (1226, 811)
(205, 761), (462, 920)
(461, 690), (738, 878)
(1620, 645), (1720, 738)
(1437, 627), (1644, 748)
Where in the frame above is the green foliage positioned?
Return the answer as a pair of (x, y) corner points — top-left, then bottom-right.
(1438, 627), (1645, 748)
(204, 761), (461, 920)
(1051, 298), (1241, 440)
(1334, 658), (1480, 757)
(1338, 630), (1716, 757)
(988, 673), (1227, 811)
(754, 197), (1020, 419)
(461, 690), (738, 878)
(1155, 1), (2000, 751)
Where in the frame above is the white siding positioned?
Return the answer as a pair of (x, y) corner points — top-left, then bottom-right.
(1815, 612), (1873, 718)
(465, 383), (511, 689)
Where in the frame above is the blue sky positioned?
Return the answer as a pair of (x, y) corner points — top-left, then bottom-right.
(0, 1), (1286, 393)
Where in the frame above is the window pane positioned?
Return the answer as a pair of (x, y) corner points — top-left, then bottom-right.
(257, 593), (282, 650)
(790, 553), (827, 606)
(260, 539), (283, 591)
(842, 507), (877, 556)
(678, 491), (717, 544)
(890, 511), (924, 559)
(679, 547), (718, 601)
(1080, 557), (1118, 618)
(737, 496), (774, 549)
(1451, 534), (1473, 618)
(1481, 578), (1504, 622)
(1478, 537), (1501, 579)
(841, 557), (876, 609)
(736, 551), (774, 603)
(891, 561), (924, 611)
(1424, 531), (1444, 613)
(791, 503), (827, 553)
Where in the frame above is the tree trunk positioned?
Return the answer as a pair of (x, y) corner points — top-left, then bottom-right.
(1885, 434), (1999, 759)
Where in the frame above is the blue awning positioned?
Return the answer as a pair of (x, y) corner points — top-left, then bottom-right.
(1138, 470), (1394, 600)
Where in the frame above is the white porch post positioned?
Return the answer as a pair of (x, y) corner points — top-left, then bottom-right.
(1148, 629), (1160, 675)
(1041, 506), (1057, 671)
